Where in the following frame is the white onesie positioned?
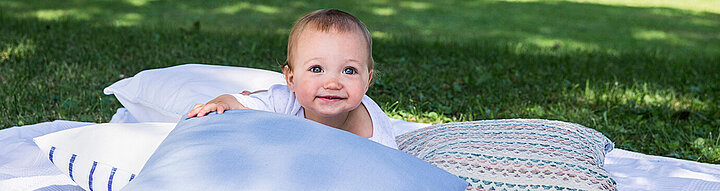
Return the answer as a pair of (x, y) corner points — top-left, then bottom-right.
(230, 84), (398, 149)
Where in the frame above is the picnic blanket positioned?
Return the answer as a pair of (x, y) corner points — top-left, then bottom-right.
(1, 108), (719, 191)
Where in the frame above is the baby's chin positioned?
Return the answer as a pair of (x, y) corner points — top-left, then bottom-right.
(306, 103), (362, 117)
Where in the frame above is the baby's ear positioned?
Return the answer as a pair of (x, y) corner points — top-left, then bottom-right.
(283, 65), (295, 92)
(366, 69), (374, 92)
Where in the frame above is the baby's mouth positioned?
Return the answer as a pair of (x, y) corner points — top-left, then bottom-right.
(317, 95), (345, 102)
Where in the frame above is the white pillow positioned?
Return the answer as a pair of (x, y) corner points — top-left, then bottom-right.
(104, 64), (286, 123)
(32, 123), (176, 191)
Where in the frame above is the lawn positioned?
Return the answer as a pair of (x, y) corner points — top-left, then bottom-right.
(1, 0), (719, 163)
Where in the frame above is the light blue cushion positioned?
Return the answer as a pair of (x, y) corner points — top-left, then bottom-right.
(122, 109), (467, 190)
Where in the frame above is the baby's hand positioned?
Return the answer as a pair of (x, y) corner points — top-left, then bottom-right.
(186, 94), (246, 118)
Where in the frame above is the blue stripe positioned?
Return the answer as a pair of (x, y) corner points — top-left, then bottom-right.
(89, 161), (97, 191)
(108, 167), (117, 191)
(49, 146), (56, 164)
(129, 174), (136, 182)
(69, 154), (77, 181)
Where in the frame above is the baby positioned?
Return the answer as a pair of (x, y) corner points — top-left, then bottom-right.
(186, 9), (398, 149)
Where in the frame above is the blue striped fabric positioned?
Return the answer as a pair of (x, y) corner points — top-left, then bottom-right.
(108, 167), (117, 191)
(89, 161), (98, 191)
(38, 128), (155, 191)
(46, 148), (136, 191)
(69, 154), (77, 181)
(49, 146), (56, 164)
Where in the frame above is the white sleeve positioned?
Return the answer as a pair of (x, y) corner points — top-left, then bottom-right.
(230, 92), (274, 112)
(230, 84), (303, 116)
(362, 96), (399, 149)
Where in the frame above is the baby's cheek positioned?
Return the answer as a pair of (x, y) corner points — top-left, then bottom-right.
(295, 89), (312, 102)
(347, 90), (365, 105)
(350, 83), (368, 97)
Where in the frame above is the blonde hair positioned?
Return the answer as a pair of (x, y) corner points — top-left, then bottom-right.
(285, 9), (374, 71)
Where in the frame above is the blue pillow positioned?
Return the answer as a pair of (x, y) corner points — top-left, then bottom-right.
(122, 109), (467, 190)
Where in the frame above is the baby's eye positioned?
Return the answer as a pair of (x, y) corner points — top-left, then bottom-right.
(309, 66), (323, 73)
(343, 67), (357, 75)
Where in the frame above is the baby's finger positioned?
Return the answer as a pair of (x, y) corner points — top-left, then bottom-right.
(197, 110), (207, 117)
(196, 106), (209, 117)
(186, 106), (201, 117)
(217, 105), (225, 114)
(187, 104), (206, 117)
(197, 104), (217, 117)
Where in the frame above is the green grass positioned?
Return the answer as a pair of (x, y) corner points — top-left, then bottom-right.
(1, 0), (719, 163)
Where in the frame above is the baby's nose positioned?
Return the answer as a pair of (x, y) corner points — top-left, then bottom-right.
(323, 76), (343, 90)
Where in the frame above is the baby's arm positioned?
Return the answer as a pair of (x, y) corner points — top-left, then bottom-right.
(186, 94), (248, 117)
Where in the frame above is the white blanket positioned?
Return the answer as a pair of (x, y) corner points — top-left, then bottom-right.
(2, 108), (720, 191)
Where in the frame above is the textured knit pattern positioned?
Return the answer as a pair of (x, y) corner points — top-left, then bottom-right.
(396, 119), (617, 191)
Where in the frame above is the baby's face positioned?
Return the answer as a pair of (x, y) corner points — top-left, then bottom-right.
(285, 28), (372, 118)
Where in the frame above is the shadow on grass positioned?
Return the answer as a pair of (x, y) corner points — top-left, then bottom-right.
(2, 0), (719, 55)
(1, 0), (719, 162)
